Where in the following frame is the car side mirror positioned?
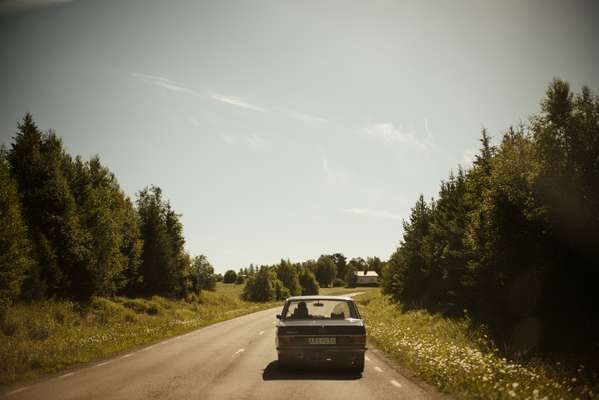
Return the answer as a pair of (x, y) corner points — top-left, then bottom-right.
(276, 314), (282, 319)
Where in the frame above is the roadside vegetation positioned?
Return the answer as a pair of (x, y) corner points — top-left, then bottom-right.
(357, 290), (598, 400)
(0, 289), (279, 385)
(380, 80), (598, 387)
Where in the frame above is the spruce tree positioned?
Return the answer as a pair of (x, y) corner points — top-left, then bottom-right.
(0, 148), (35, 304)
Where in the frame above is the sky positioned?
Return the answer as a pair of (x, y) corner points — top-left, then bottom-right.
(1, 0), (598, 273)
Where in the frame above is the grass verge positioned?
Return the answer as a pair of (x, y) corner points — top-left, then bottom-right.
(355, 290), (597, 400)
(320, 286), (379, 296)
(0, 291), (280, 386)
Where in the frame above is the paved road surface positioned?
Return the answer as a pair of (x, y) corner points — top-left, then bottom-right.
(2, 297), (445, 400)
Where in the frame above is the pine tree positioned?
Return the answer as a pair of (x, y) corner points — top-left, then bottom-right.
(0, 148), (35, 304)
(165, 205), (191, 297)
(8, 115), (86, 299)
(136, 186), (174, 296)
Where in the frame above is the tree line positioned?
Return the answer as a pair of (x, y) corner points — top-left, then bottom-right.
(382, 80), (598, 352)
(227, 254), (383, 301)
(0, 115), (215, 306)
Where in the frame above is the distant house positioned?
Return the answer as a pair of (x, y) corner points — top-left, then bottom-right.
(354, 270), (379, 286)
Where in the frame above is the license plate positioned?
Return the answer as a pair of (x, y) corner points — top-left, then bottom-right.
(308, 337), (336, 345)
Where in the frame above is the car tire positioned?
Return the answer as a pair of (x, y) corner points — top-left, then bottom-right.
(278, 355), (292, 370)
(351, 356), (365, 374)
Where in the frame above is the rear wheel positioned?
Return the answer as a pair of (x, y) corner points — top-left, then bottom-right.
(351, 355), (364, 373)
(278, 354), (292, 370)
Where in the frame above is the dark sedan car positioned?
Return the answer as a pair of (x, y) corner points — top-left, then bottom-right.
(276, 295), (366, 373)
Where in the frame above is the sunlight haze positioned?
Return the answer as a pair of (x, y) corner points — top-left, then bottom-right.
(1, 0), (598, 272)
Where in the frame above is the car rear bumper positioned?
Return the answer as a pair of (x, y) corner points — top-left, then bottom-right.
(278, 347), (365, 363)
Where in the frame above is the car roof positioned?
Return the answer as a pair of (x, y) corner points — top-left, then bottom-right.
(285, 295), (354, 301)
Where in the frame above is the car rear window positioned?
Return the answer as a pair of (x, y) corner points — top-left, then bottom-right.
(282, 300), (358, 320)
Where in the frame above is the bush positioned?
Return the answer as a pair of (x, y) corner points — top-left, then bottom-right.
(242, 268), (284, 302)
(276, 260), (301, 296)
(90, 297), (128, 323)
(299, 269), (319, 295)
(332, 278), (346, 287)
(345, 269), (357, 288)
(274, 280), (290, 300)
(1, 313), (19, 336)
(223, 270), (237, 284)
(118, 298), (161, 315)
(185, 293), (199, 303)
(27, 324), (51, 341)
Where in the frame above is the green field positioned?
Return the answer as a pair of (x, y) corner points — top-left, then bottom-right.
(320, 286), (379, 296)
(214, 281), (246, 298)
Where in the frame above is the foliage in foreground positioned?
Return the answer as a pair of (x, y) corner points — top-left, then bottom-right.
(357, 291), (597, 400)
(0, 291), (279, 385)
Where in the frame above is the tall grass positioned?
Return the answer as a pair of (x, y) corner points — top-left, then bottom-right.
(0, 291), (279, 385)
(356, 291), (597, 400)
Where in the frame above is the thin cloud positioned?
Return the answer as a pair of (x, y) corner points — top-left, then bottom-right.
(220, 133), (266, 150)
(132, 72), (327, 121)
(220, 134), (236, 145)
(210, 93), (267, 112)
(319, 148), (353, 194)
(246, 133), (266, 149)
(283, 109), (328, 123)
(0, 0), (72, 13)
(365, 122), (431, 149)
(424, 118), (434, 142)
(131, 72), (199, 96)
(320, 149), (331, 178)
(342, 208), (403, 220)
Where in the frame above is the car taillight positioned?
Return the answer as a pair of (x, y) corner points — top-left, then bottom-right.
(278, 336), (294, 345)
(348, 336), (366, 345)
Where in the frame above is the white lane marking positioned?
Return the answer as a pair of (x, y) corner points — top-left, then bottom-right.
(6, 387), (28, 396)
(59, 372), (75, 379)
(259, 330), (265, 335)
(374, 366), (384, 373)
(94, 361), (112, 367)
(390, 379), (402, 388)
(120, 353), (133, 359)
(365, 356), (371, 362)
(233, 348), (245, 356)
(141, 344), (157, 352)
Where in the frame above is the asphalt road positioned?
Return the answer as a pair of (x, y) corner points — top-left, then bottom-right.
(3, 299), (445, 400)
